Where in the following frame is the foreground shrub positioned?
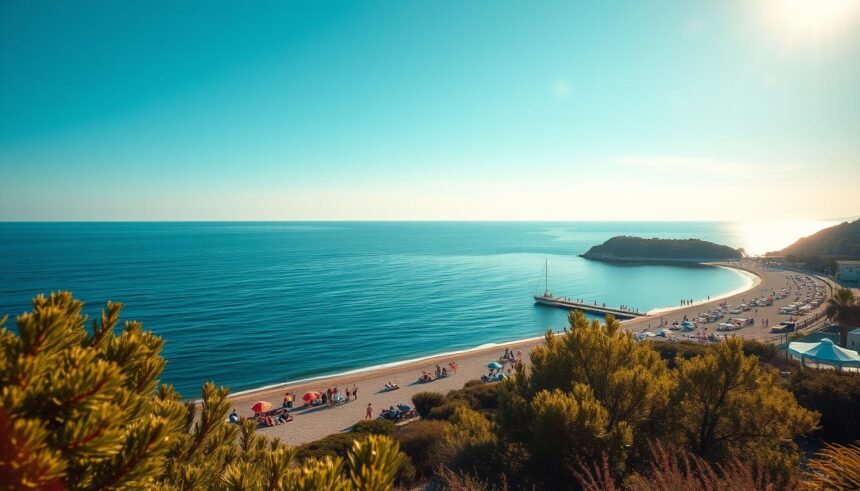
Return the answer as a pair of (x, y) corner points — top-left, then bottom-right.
(497, 313), (673, 487)
(650, 341), (709, 368)
(426, 400), (468, 420)
(673, 337), (817, 472)
(352, 418), (395, 436)
(446, 380), (501, 412)
(741, 339), (778, 362)
(0, 292), (406, 490)
(789, 369), (860, 443)
(297, 433), (359, 462)
(412, 391), (446, 418)
(438, 406), (500, 481)
(394, 419), (450, 477)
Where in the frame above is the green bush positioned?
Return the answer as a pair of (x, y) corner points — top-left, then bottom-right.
(296, 433), (358, 462)
(742, 339), (778, 362)
(426, 400), (468, 420)
(789, 369), (860, 443)
(447, 380), (501, 411)
(412, 391), (445, 417)
(352, 418), (395, 436)
(395, 456), (419, 488)
(650, 341), (709, 368)
(395, 420), (450, 477)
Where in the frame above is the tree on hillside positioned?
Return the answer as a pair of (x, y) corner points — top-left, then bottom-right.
(825, 287), (860, 347)
(0, 292), (404, 490)
(672, 338), (818, 473)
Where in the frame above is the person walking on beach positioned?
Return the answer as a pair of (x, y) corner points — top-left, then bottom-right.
(352, 385), (358, 400)
(365, 403), (372, 420)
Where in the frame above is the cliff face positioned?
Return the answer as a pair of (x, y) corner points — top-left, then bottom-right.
(768, 219), (860, 259)
(581, 236), (742, 262)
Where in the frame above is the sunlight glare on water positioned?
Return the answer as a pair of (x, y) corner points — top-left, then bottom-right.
(724, 220), (840, 255)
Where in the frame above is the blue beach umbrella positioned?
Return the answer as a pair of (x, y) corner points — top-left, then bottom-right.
(487, 362), (503, 369)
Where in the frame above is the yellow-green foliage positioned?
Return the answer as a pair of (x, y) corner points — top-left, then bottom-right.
(0, 292), (405, 490)
(496, 310), (817, 488)
(673, 337), (818, 467)
(444, 406), (494, 448)
(497, 311), (674, 482)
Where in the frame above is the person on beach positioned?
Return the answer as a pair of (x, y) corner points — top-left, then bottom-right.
(352, 385), (358, 400)
(345, 387), (351, 400)
(229, 409), (239, 424)
(365, 403), (372, 420)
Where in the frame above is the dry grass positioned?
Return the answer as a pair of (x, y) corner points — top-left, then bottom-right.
(803, 441), (860, 490)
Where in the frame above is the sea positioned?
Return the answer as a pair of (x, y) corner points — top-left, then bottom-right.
(0, 221), (832, 397)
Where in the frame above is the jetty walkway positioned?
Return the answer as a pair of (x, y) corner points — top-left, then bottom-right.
(533, 294), (645, 320)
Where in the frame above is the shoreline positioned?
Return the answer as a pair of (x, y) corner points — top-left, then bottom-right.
(645, 263), (761, 316)
(225, 261), (760, 402)
(227, 263), (829, 445)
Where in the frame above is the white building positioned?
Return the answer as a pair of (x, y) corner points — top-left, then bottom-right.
(836, 260), (860, 282)
(849, 328), (860, 352)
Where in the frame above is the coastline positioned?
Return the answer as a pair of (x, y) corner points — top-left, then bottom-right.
(226, 261), (760, 402)
(227, 262), (830, 445)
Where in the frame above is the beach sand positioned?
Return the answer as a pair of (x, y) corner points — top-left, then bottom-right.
(228, 263), (830, 445)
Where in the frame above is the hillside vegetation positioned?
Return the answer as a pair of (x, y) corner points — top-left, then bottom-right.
(581, 236), (742, 262)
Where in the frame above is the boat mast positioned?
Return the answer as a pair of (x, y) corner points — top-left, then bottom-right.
(545, 258), (548, 296)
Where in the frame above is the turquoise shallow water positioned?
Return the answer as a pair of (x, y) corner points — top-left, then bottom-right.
(1, 222), (754, 396)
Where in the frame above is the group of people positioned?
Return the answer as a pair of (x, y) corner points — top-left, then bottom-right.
(419, 361), (458, 383)
(318, 385), (357, 407)
(681, 298), (695, 306)
(501, 348), (522, 364)
(230, 407), (294, 428)
(384, 381), (400, 390)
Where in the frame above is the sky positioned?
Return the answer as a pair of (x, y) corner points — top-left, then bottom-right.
(1, 0), (859, 221)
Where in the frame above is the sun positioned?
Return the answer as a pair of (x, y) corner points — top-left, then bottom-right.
(763, 0), (860, 38)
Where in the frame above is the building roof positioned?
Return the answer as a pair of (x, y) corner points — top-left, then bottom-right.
(789, 339), (860, 367)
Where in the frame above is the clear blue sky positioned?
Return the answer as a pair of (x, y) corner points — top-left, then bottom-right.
(1, 1), (859, 220)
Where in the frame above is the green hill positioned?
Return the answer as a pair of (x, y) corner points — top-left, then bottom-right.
(768, 219), (860, 259)
(581, 236), (742, 263)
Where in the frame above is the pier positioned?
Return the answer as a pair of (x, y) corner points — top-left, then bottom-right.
(533, 294), (645, 320)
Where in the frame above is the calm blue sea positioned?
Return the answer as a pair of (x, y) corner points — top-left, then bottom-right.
(0, 221), (764, 396)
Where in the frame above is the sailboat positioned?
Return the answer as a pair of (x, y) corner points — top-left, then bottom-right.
(535, 259), (553, 302)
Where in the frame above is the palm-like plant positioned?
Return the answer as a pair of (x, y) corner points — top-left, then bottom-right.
(825, 288), (860, 347)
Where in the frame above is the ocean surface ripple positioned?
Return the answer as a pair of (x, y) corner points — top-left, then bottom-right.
(1, 222), (751, 396)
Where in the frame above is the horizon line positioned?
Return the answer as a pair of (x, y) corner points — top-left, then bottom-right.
(0, 217), (856, 224)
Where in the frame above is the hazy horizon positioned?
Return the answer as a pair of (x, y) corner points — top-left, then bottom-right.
(2, 1), (859, 221)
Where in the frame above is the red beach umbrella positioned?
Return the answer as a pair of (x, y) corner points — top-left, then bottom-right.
(302, 392), (319, 403)
(251, 401), (272, 413)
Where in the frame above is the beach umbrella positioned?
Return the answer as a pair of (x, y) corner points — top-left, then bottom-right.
(487, 361), (503, 369)
(251, 401), (272, 413)
(302, 392), (319, 403)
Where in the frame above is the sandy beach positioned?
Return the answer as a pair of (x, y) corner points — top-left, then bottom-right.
(229, 262), (831, 445)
